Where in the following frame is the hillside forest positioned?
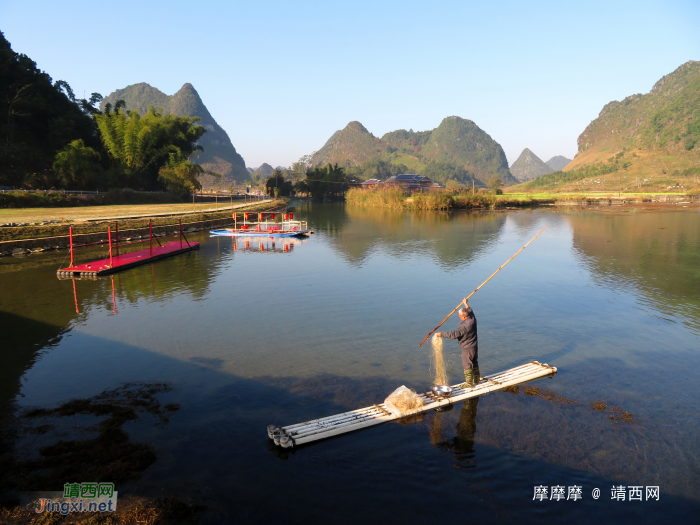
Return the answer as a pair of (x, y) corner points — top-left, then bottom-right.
(0, 32), (208, 195)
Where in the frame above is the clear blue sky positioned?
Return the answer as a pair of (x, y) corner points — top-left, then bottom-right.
(2, 0), (699, 168)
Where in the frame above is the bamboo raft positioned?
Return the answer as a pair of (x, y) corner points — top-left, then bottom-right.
(268, 360), (556, 447)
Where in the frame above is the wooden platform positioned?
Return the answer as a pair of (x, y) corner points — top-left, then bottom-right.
(57, 241), (199, 278)
(271, 361), (557, 447)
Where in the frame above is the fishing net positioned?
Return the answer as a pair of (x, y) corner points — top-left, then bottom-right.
(384, 385), (424, 416)
(431, 334), (449, 386)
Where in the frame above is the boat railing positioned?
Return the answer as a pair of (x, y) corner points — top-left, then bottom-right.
(233, 220), (308, 232)
(282, 220), (308, 231)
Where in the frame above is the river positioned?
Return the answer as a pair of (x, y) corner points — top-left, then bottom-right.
(1, 202), (698, 524)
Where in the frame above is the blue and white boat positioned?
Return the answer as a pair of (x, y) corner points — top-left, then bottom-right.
(210, 228), (311, 238)
(210, 211), (313, 238)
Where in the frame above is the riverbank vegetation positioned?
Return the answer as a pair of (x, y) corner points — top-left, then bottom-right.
(0, 189), (185, 209)
(346, 187), (511, 210)
(346, 187), (696, 211)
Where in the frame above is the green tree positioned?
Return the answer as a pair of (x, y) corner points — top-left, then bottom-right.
(0, 32), (99, 188)
(94, 105), (206, 190)
(289, 153), (313, 182)
(488, 175), (503, 194)
(293, 180), (308, 195)
(248, 171), (262, 186)
(420, 161), (475, 186)
(158, 157), (204, 195)
(305, 163), (349, 199)
(265, 169), (294, 196)
(52, 139), (101, 189)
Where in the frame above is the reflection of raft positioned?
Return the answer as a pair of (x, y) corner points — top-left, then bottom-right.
(269, 361), (557, 447)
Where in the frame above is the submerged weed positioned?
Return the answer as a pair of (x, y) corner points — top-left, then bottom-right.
(608, 406), (637, 424)
(590, 401), (608, 411)
(1, 383), (180, 498)
(522, 386), (578, 407)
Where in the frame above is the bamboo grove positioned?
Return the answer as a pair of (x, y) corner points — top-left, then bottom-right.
(0, 31), (208, 193)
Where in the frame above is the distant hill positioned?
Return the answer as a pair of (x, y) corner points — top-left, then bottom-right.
(101, 83), (248, 184)
(512, 61), (700, 193)
(545, 156), (571, 171)
(309, 116), (517, 186)
(255, 163), (274, 177)
(311, 122), (384, 167)
(510, 148), (553, 182)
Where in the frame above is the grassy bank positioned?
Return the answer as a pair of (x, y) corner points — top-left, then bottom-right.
(0, 189), (186, 209)
(346, 187), (551, 210)
(0, 199), (286, 242)
(503, 191), (696, 203)
(347, 188), (697, 211)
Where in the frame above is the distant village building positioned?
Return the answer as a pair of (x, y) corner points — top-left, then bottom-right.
(361, 179), (382, 189)
(383, 174), (437, 192)
(359, 174), (440, 192)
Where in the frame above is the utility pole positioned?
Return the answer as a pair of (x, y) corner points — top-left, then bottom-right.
(619, 173), (622, 199)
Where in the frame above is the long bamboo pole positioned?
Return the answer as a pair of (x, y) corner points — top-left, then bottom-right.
(419, 225), (548, 346)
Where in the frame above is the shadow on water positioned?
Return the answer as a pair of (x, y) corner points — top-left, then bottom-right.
(0, 318), (698, 524)
(0, 311), (72, 406)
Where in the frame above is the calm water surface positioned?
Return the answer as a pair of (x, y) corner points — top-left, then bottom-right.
(1, 203), (699, 524)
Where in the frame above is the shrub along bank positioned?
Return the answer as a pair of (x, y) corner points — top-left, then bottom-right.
(0, 189), (185, 209)
(345, 187), (547, 210)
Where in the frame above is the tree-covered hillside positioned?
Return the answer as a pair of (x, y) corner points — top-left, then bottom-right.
(101, 83), (248, 183)
(560, 61), (700, 181)
(0, 31), (99, 188)
(512, 61), (700, 193)
(310, 122), (388, 167)
(309, 117), (517, 186)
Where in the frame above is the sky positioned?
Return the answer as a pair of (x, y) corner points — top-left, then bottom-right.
(2, 0), (700, 168)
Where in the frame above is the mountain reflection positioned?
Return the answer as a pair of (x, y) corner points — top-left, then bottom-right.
(316, 204), (506, 268)
(569, 209), (700, 333)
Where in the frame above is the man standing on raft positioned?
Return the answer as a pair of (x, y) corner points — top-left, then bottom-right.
(435, 298), (480, 388)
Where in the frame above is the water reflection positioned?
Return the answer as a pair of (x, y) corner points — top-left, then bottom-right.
(570, 209), (700, 334)
(231, 236), (307, 253)
(431, 399), (479, 469)
(302, 201), (507, 268)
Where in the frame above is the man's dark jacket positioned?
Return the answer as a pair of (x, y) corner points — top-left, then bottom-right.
(442, 309), (478, 369)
